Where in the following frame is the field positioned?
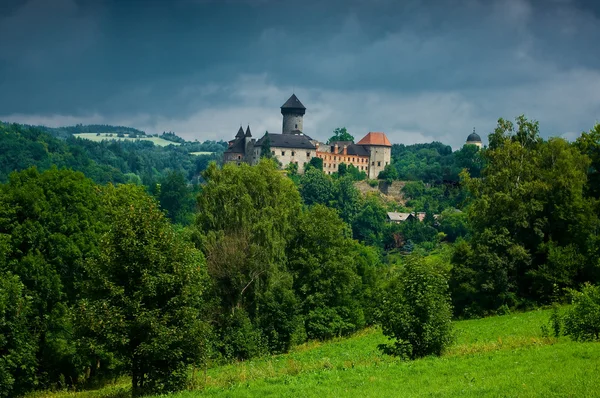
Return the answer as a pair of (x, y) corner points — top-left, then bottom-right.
(28, 308), (600, 398)
(73, 133), (180, 147)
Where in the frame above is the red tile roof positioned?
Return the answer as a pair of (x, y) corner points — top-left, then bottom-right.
(356, 132), (391, 146)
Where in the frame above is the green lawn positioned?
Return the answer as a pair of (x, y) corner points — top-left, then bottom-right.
(73, 133), (180, 147)
(28, 308), (600, 398)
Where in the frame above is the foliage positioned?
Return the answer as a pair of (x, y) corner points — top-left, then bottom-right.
(0, 273), (36, 398)
(563, 283), (600, 341)
(377, 163), (398, 184)
(326, 127), (354, 144)
(76, 184), (210, 396)
(450, 115), (600, 317)
(307, 156), (323, 171)
(0, 122), (220, 187)
(288, 205), (371, 340)
(260, 133), (272, 159)
(0, 167), (107, 392)
(378, 254), (454, 359)
(160, 131), (186, 144)
(196, 160), (303, 358)
(156, 170), (196, 225)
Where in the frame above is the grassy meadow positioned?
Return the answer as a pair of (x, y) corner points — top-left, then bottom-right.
(28, 308), (600, 398)
(73, 133), (180, 147)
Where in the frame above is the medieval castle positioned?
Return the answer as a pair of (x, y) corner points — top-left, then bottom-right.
(224, 94), (483, 177)
(223, 94), (392, 179)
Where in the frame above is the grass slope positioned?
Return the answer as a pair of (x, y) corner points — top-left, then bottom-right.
(28, 309), (600, 398)
(73, 133), (181, 147)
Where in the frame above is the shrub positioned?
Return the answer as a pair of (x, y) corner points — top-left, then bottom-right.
(378, 254), (453, 359)
(368, 179), (378, 187)
(563, 283), (600, 341)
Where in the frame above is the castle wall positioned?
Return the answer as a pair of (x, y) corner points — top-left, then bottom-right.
(317, 151), (370, 176)
(272, 146), (316, 174)
(367, 146), (391, 179)
(282, 114), (304, 134)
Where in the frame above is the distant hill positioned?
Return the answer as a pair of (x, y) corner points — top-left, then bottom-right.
(0, 121), (226, 185)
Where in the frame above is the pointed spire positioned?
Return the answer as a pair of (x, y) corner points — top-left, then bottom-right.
(245, 125), (252, 137)
(236, 125), (244, 138)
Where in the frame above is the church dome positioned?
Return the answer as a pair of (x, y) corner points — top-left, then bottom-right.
(466, 132), (482, 142)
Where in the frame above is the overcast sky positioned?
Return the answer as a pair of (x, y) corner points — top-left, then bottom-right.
(1, 0), (599, 148)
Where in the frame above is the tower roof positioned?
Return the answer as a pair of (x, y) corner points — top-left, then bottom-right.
(356, 132), (392, 147)
(245, 125), (252, 137)
(236, 126), (244, 138)
(467, 131), (482, 142)
(281, 94), (306, 110)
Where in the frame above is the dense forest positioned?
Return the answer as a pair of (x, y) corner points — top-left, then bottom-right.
(1, 117), (599, 397)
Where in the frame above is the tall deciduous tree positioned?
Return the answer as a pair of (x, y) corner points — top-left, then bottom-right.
(77, 184), (210, 396)
(327, 127), (354, 144)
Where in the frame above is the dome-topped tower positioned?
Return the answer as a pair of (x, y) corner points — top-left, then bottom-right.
(281, 94), (306, 134)
(466, 128), (482, 148)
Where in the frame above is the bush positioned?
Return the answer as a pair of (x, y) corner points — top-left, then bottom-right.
(563, 283), (600, 341)
(378, 254), (453, 359)
(368, 179), (378, 187)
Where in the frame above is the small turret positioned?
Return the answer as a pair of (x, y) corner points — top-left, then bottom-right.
(245, 125), (252, 137)
(236, 126), (244, 138)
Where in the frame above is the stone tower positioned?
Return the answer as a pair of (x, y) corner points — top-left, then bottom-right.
(281, 94), (306, 134)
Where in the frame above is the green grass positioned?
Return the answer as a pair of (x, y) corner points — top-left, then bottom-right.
(28, 308), (600, 398)
(73, 133), (180, 147)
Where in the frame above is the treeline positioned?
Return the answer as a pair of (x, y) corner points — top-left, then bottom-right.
(382, 140), (483, 183)
(450, 117), (600, 317)
(0, 122), (224, 185)
(0, 162), (382, 397)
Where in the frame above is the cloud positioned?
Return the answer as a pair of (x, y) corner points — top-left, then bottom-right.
(0, 0), (599, 150)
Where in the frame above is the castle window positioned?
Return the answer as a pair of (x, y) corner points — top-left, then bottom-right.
(282, 151), (285, 156)
(295, 124), (298, 129)
(378, 161), (381, 166)
(334, 156), (336, 160)
(372, 161), (375, 166)
(291, 151), (295, 156)
(307, 152), (311, 157)
(238, 155), (241, 160)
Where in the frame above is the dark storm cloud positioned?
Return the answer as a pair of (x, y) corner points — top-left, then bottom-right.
(1, 0), (599, 147)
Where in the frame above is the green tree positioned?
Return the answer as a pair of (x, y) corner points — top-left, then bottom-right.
(451, 116), (599, 316)
(378, 254), (453, 359)
(260, 132), (272, 159)
(77, 184), (210, 396)
(0, 272), (36, 398)
(299, 168), (336, 206)
(0, 167), (107, 391)
(307, 156), (323, 171)
(327, 127), (354, 144)
(563, 283), (600, 341)
(157, 170), (194, 224)
(196, 160), (303, 357)
(288, 205), (369, 340)
(378, 163), (398, 183)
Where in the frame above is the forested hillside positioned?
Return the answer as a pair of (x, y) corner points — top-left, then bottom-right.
(0, 122), (226, 185)
(1, 116), (599, 398)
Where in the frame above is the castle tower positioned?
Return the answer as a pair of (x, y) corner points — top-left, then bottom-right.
(281, 94), (306, 134)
